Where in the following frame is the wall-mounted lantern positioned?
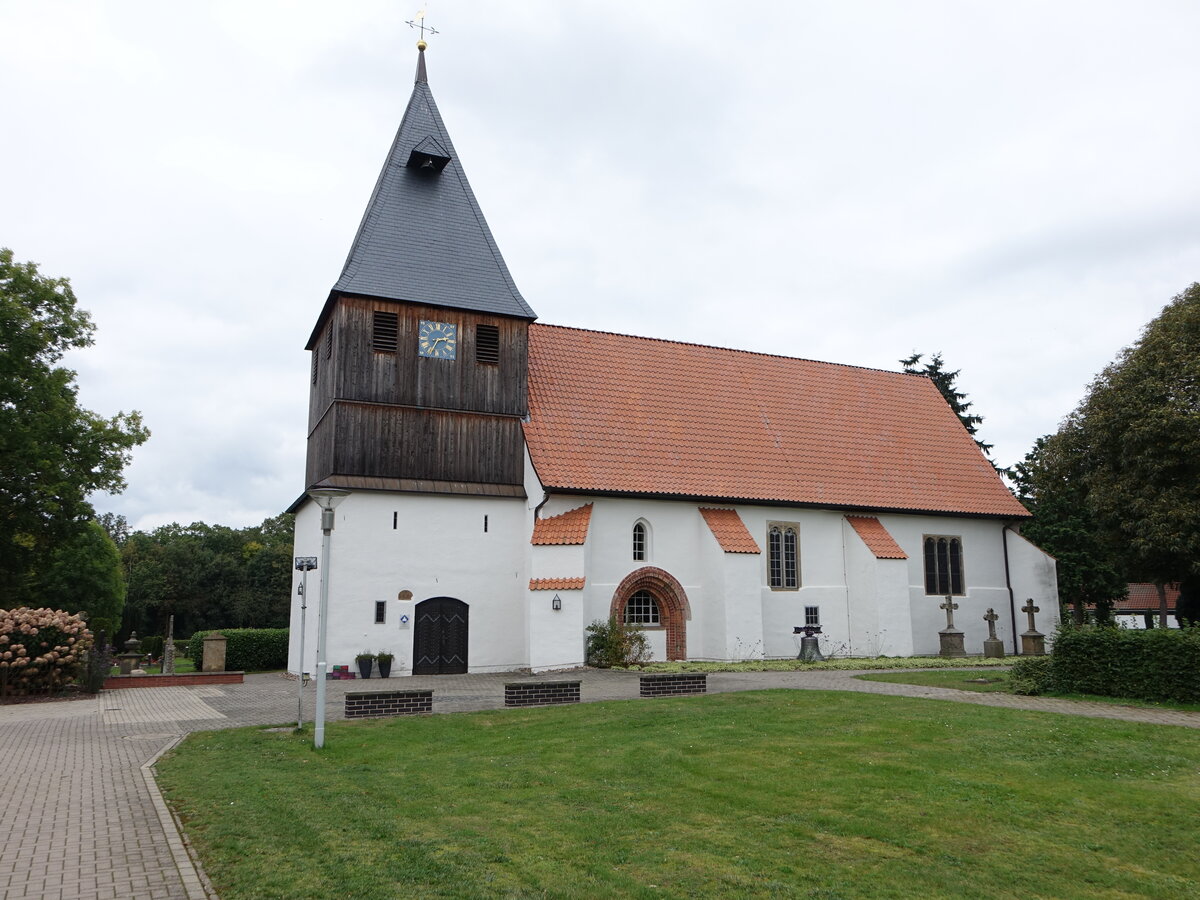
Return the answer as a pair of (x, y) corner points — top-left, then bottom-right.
(552, 594), (562, 611)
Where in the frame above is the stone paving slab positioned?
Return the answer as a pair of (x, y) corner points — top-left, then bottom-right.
(2, 666), (1197, 900)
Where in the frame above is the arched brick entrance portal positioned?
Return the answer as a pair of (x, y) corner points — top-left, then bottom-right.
(611, 567), (691, 660)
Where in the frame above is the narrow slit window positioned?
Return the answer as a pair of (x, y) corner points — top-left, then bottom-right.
(632, 522), (646, 561)
(311, 350), (318, 385)
(392, 511), (398, 530)
(374, 601), (386, 624)
(373, 310), (399, 352)
(483, 514), (488, 533)
(324, 324), (333, 359)
(476, 324), (500, 364)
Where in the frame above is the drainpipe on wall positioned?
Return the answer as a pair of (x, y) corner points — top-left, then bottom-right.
(1001, 523), (1019, 655)
(533, 490), (551, 520)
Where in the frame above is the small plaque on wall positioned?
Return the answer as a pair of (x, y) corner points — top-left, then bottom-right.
(398, 590), (413, 601)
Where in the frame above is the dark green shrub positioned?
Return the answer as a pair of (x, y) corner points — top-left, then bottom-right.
(1051, 625), (1200, 702)
(186, 628), (289, 671)
(81, 630), (114, 694)
(586, 616), (650, 668)
(140, 635), (164, 659)
(1008, 655), (1053, 695)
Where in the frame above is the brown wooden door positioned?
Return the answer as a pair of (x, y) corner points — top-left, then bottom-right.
(413, 597), (469, 675)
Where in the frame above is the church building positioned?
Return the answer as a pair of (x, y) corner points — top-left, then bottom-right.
(288, 46), (1057, 676)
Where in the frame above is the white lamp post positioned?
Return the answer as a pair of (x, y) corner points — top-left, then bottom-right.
(308, 487), (350, 749)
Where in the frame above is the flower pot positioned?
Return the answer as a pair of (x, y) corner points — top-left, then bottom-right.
(356, 658), (373, 679)
(377, 658), (392, 678)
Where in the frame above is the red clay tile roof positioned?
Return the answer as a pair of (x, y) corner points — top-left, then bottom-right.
(1115, 583), (1179, 612)
(698, 508), (761, 553)
(531, 503), (592, 545)
(529, 577), (586, 591)
(524, 325), (1029, 518)
(845, 516), (908, 559)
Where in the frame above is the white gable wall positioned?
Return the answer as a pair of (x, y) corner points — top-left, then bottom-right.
(289, 490), (531, 676)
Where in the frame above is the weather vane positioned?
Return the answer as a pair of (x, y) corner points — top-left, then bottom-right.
(406, 9), (439, 46)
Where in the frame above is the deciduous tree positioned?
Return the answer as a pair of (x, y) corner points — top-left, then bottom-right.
(0, 249), (148, 593)
(1012, 432), (1126, 623)
(1067, 283), (1200, 625)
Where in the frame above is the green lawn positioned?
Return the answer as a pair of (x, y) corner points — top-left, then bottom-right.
(856, 669), (1200, 711)
(109, 657), (196, 676)
(856, 669), (1013, 693)
(156, 690), (1200, 900)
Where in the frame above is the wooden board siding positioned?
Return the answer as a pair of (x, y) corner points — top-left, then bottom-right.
(331, 296), (528, 416)
(304, 294), (530, 492)
(306, 402), (525, 488)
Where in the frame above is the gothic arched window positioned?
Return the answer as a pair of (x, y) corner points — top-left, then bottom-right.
(767, 523), (799, 589)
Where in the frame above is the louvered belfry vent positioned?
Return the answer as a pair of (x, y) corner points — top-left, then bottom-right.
(373, 311), (399, 352)
(476, 324), (500, 364)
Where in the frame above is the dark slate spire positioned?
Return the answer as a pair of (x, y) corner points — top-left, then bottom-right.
(330, 44), (536, 319)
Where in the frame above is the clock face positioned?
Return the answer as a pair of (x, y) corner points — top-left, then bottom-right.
(418, 320), (457, 359)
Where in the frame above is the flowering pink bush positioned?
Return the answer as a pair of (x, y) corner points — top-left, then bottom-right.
(0, 608), (92, 697)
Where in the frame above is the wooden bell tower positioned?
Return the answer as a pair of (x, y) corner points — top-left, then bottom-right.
(303, 44), (536, 498)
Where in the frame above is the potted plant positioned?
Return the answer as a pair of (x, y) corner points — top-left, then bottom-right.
(354, 651), (374, 679)
(376, 650), (394, 679)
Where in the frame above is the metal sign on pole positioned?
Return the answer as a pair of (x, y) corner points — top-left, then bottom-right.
(294, 556), (318, 729)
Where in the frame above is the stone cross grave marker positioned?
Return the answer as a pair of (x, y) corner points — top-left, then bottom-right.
(982, 607), (1005, 658)
(1020, 599), (1046, 656)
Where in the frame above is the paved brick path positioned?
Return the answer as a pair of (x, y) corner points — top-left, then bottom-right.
(1, 668), (1197, 899)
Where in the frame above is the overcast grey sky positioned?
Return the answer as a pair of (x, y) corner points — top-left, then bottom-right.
(4, 1), (1198, 531)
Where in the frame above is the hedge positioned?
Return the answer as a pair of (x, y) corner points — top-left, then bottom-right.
(187, 628), (289, 671)
(1049, 626), (1200, 703)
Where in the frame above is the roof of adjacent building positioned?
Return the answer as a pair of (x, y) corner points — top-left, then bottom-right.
(531, 503), (593, 545)
(324, 48), (535, 326)
(524, 324), (1029, 518)
(845, 516), (909, 559)
(1116, 583), (1180, 612)
(698, 508), (761, 553)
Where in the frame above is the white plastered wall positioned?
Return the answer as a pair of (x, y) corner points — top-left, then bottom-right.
(1005, 527), (1060, 649)
(289, 489), (531, 676)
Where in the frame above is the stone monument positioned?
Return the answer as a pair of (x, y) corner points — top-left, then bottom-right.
(938, 596), (965, 658)
(202, 632), (228, 672)
(982, 608), (1005, 658)
(1020, 599), (1046, 656)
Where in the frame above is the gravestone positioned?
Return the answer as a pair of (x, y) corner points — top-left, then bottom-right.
(938, 596), (965, 658)
(163, 615), (176, 675)
(1020, 600), (1046, 656)
(982, 608), (1005, 658)
(202, 632), (228, 672)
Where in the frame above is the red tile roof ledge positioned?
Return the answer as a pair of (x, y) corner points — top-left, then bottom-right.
(698, 508), (761, 554)
(524, 324), (1030, 519)
(531, 503), (593, 545)
(530, 577), (586, 591)
(845, 516), (908, 559)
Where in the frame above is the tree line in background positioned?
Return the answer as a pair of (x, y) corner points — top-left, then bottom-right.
(104, 512), (295, 641)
